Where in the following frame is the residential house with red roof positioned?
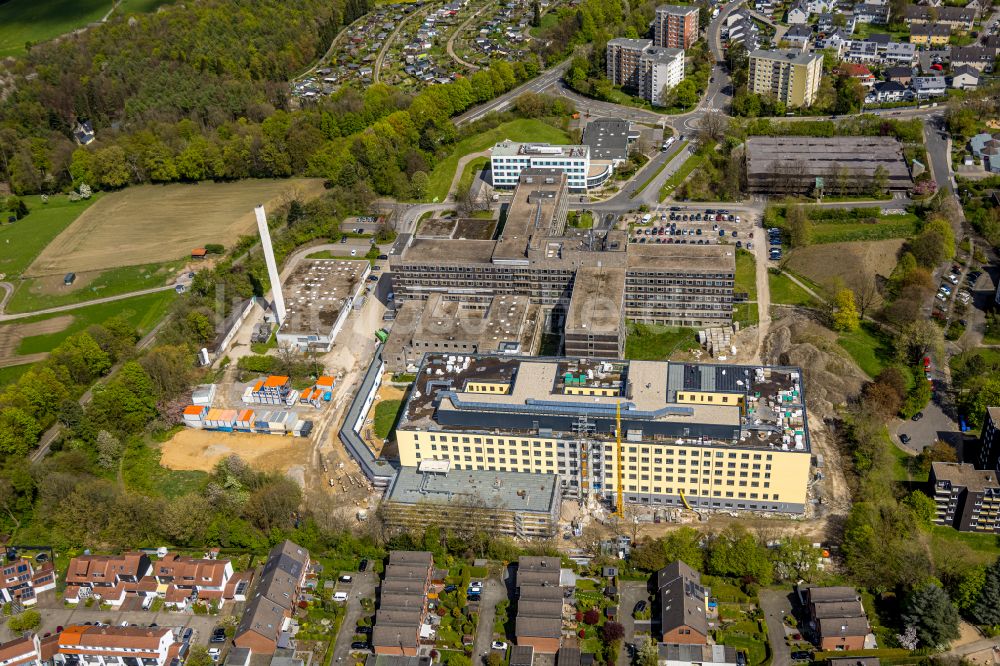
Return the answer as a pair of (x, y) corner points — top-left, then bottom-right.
(53, 626), (180, 666)
(0, 559), (56, 607)
(0, 635), (43, 666)
(63, 553), (152, 606)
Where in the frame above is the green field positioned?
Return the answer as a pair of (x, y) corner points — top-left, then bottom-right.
(928, 524), (1000, 556)
(0, 194), (103, 277)
(6, 260), (182, 313)
(457, 156), (489, 196)
(0, 363), (33, 385)
(735, 249), (757, 301)
(836, 323), (904, 380)
(768, 206), (920, 244)
(734, 302), (759, 327)
(0, 0), (111, 57)
(426, 119), (571, 201)
(11, 290), (175, 356)
(625, 322), (696, 360)
(115, 0), (173, 13)
(658, 148), (704, 201)
(373, 399), (403, 439)
(768, 271), (821, 307)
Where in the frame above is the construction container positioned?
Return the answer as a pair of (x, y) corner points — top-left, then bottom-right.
(191, 384), (216, 406)
(204, 408), (223, 428)
(183, 405), (208, 424)
(236, 409), (255, 430)
(316, 376), (335, 390)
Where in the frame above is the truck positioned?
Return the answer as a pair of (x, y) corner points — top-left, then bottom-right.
(375, 328), (389, 343)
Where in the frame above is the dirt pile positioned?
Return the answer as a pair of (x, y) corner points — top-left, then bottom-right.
(763, 310), (867, 420)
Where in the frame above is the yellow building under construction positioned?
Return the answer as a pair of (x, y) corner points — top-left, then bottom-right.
(393, 354), (812, 515)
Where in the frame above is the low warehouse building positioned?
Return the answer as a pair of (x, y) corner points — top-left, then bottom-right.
(276, 259), (371, 352)
(745, 136), (913, 195)
(381, 461), (560, 538)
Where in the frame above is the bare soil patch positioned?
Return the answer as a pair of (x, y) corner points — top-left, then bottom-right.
(785, 239), (904, 290)
(160, 428), (311, 473)
(0, 315), (73, 366)
(29, 179), (326, 276)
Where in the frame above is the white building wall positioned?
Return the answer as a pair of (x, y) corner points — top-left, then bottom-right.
(491, 152), (591, 190)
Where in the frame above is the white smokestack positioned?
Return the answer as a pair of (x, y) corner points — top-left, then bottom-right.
(255, 205), (286, 324)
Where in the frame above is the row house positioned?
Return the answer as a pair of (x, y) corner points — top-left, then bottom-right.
(910, 23), (951, 46)
(913, 75), (947, 98)
(903, 5), (975, 29)
(64, 553), (152, 606)
(951, 46), (996, 72)
(854, 0), (890, 24)
(53, 626), (181, 666)
(64, 551), (243, 609)
(0, 635), (44, 666)
(234, 540), (311, 655)
(817, 12), (856, 34)
(0, 559), (56, 607)
(153, 553), (238, 610)
(782, 24), (814, 49)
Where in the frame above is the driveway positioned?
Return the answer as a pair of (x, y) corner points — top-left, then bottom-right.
(331, 570), (378, 664)
(758, 589), (793, 666)
(6, 607), (224, 646)
(619, 581), (651, 666)
(473, 575), (510, 663)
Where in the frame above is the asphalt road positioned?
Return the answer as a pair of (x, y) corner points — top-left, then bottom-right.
(758, 589), (793, 666)
(473, 574), (509, 660)
(923, 114), (954, 194)
(331, 570), (378, 664)
(454, 57), (574, 125)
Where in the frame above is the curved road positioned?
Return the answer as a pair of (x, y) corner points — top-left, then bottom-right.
(446, 1), (493, 70)
(0, 284), (177, 322)
(374, 5), (430, 84)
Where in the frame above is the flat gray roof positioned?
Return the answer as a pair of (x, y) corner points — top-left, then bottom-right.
(566, 267), (625, 335)
(279, 259), (367, 336)
(582, 118), (631, 162)
(746, 136), (912, 184)
(384, 465), (560, 514)
(749, 48), (822, 66)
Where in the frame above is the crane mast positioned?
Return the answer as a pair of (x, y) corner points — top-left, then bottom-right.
(615, 401), (624, 518)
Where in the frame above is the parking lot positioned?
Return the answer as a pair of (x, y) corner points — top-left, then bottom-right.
(626, 206), (765, 254)
(4, 606), (228, 646)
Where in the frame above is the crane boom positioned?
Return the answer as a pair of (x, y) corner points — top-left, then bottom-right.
(616, 401), (624, 518)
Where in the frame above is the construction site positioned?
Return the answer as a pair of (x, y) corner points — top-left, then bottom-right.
(160, 200), (852, 545)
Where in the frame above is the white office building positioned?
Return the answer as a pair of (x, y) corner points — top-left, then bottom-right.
(491, 142), (600, 191)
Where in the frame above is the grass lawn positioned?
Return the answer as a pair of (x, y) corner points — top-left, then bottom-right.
(567, 211), (594, 229)
(734, 302), (759, 327)
(658, 148), (704, 201)
(457, 156), (489, 196)
(625, 321), (696, 360)
(115, 0), (173, 13)
(0, 364), (33, 385)
(0, 194), (103, 278)
(13, 290), (175, 356)
(527, 11), (559, 37)
(715, 628), (768, 666)
(735, 249), (757, 301)
(810, 217), (919, 243)
(7, 260), (183, 313)
(122, 439), (207, 498)
(928, 524), (1000, 557)
(768, 271), (821, 307)
(425, 119), (571, 202)
(0, 0), (110, 57)
(889, 441), (922, 483)
(373, 399), (403, 439)
(837, 323), (894, 379)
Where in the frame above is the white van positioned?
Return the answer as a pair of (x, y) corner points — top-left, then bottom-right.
(142, 596), (154, 610)
(333, 591), (349, 602)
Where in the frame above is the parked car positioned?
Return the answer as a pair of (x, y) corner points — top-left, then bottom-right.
(208, 648), (221, 662)
(340, 574), (353, 583)
(791, 652), (812, 661)
(491, 642), (509, 651)
(468, 593), (482, 602)
(912, 412), (924, 422)
(351, 642), (369, 651)
(900, 434), (911, 444)
(444, 584), (458, 593)
(633, 601), (647, 614)
(333, 591), (349, 602)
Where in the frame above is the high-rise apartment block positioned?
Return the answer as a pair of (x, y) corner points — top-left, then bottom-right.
(930, 462), (1000, 533)
(748, 49), (823, 107)
(655, 4), (700, 49)
(606, 38), (686, 106)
